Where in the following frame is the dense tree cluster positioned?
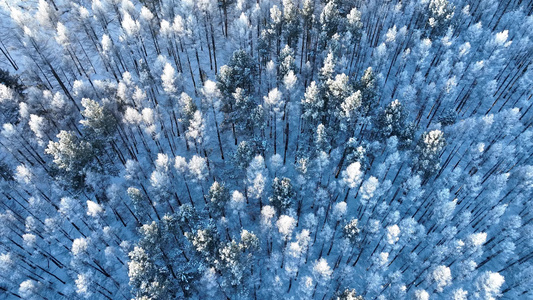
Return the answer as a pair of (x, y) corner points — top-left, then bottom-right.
(0, 0), (532, 299)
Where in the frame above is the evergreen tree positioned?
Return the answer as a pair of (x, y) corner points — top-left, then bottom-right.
(233, 140), (254, 170)
(0, 69), (24, 95)
(128, 246), (173, 300)
(179, 92), (198, 130)
(278, 45), (297, 82)
(282, 0), (301, 49)
(412, 130), (446, 179)
(355, 67), (378, 116)
(230, 88), (257, 137)
(427, 0), (455, 37)
(374, 100), (415, 148)
(319, 0), (342, 49)
(314, 123), (331, 153)
(80, 98), (117, 139)
(343, 218), (360, 244)
(301, 81), (324, 126)
(333, 288), (364, 300)
(269, 177), (295, 214)
(185, 223), (219, 263)
(207, 181), (230, 218)
(45, 131), (93, 187)
(217, 50), (257, 111)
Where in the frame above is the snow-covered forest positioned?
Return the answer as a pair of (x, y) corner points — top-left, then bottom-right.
(0, 0), (532, 298)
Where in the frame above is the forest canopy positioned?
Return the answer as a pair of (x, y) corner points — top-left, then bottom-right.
(0, 0), (532, 299)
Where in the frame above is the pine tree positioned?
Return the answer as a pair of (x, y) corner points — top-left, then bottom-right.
(230, 88), (256, 137)
(45, 131), (93, 187)
(319, 0), (342, 49)
(278, 45), (297, 82)
(427, 0), (455, 37)
(412, 130), (446, 179)
(301, 81), (324, 126)
(282, 0), (301, 49)
(128, 246), (173, 300)
(185, 223), (219, 263)
(179, 92), (198, 130)
(233, 140), (254, 170)
(161, 63), (178, 95)
(188, 155), (208, 183)
(326, 73), (353, 120)
(474, 271), (504, 300)
(314, 123), (331, 153)
(217, 229), (258, 289)
(217, 50), (256, 107)
(374, 100), (415, 148)
(0, 69), (24, 95)
(333, 288), (364, 300)
(186, 110), (206, 152)
(343, 218), (360, 245)
(355, 67), (378, 116)
(80, 98), (117, 138)
(269, 177), (295, 214)
(207, 181), (230, 218)
(246, 155), (266, 203)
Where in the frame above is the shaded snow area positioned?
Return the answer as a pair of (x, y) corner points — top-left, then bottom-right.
(0, 0), (532, 299)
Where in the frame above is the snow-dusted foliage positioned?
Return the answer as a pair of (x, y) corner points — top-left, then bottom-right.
(0, 0), (531, 299)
